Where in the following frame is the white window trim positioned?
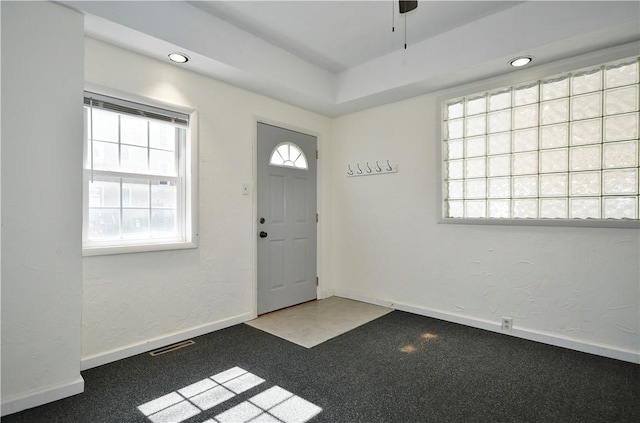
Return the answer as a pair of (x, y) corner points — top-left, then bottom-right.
(436, 43), (640, 229)
(82, 88), (199, 256)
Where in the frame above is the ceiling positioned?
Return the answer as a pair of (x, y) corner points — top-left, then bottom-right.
(62, 1), (640, 117)
(188, 1), (524, 74)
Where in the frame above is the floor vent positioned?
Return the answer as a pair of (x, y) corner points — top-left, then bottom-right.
(149, 340), (195, 356)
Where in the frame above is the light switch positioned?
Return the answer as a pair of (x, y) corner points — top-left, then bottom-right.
(242, 183), (251, 195)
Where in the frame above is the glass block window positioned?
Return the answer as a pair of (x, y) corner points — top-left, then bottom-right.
(83, 92), (195, 252)
(269, 142), (308, 170)
(442, 57), (639, 221)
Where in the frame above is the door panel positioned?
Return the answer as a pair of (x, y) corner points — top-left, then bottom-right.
(294, 177), (308, 222)
(269, 175), (285, 223)
(293, 238), (308, 284)
(269, 240), (285, 290)
(257, 122), (317, 314)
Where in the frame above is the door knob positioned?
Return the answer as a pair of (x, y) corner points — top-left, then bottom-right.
(259, 217), (265, 224)
(259, 231), (268, 238)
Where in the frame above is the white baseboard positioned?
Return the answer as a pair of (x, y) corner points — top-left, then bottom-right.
(333, 290), (640, 364)
(1, 376), (84, 417)
(331, 289), (395, 309)
(81, 312), (254, 370)
(317, 288), (335, 299)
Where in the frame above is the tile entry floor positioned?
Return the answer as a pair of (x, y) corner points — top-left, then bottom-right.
(245, 296), (393, 348)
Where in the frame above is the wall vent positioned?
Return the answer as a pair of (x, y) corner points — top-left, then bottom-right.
(149, 340), (195, 356)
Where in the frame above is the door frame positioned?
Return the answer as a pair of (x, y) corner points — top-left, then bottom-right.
(251, 116), (323, 318)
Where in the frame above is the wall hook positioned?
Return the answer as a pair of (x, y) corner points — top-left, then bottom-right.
(347, 160), (397, 177)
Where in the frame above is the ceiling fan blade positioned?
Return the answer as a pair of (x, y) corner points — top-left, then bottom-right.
(399, 0), (418, 14)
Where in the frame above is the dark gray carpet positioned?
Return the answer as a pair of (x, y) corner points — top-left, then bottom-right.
(4, 311), (639, 422)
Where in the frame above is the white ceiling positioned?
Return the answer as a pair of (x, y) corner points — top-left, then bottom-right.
(188, 1), (524, 73)
(62, 1), (640, 117)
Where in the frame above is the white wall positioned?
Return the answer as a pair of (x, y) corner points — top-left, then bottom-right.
(82, 38), (334, 367)
(332, 85), (639, 362)
(1, 1), (84, 414)
(1, 2), (636, 416)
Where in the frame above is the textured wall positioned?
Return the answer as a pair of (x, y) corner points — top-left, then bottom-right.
(1, 0), (84, 405)
(82, 39), (333, 361)
(331, 91), (640, 356)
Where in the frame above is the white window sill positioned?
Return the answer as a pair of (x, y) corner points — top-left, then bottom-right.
(438, 217), (640, 229)
(83, 241), (198, 257)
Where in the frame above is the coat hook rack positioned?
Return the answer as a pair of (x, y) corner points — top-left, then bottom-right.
(347, 160), (398, 177)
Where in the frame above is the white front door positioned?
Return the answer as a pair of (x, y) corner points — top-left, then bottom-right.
(257, 122), (317, 315)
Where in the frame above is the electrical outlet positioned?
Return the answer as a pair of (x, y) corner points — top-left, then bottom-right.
(502, 317), (513, 331)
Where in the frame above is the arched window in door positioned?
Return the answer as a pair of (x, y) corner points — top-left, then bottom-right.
(269, 142), (308, 170)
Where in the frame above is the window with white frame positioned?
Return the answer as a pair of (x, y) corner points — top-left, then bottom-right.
(442, 56), (639, 223)
(269, 142), (308, 169)
(83, 92), (195, 253)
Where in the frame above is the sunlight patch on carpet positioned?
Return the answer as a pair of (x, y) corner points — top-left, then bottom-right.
(400, 332), (440, 354)
(137, 367), (321, 423)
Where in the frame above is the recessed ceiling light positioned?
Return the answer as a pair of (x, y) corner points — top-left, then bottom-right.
(168, 53), (189, 63)
(510, 56), (532, 67)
